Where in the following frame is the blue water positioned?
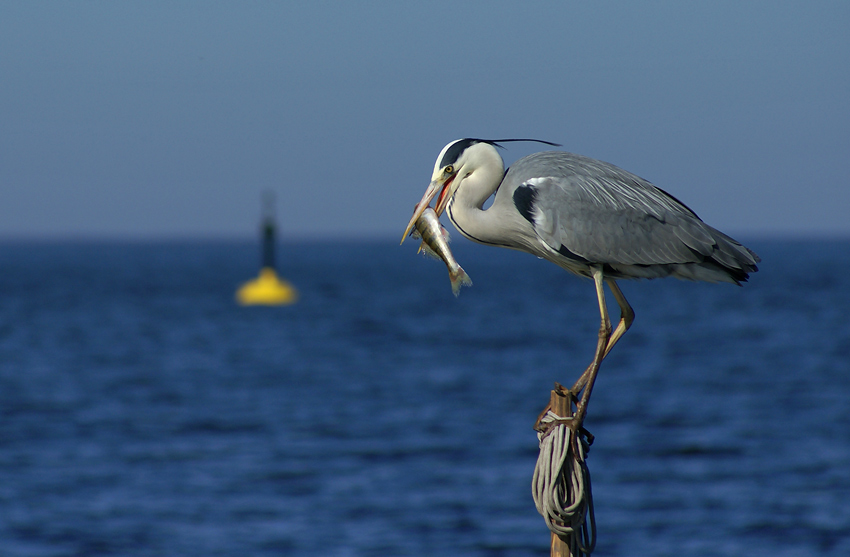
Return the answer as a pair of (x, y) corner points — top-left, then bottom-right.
(0, 238), (848, 556)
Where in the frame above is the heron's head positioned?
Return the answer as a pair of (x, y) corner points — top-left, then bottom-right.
(401, 139), (503, 243)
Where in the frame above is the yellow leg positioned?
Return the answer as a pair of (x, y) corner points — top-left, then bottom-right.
(602, 278), (634, 358)
(569, 274), (635, 396)
(594, 268), (612, 339)
(568, 267), (611, 424)
(540, 270), (637, 431)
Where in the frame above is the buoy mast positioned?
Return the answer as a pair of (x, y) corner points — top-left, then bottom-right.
(235, 191), (298, 306)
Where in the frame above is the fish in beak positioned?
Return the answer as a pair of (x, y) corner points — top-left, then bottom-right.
(409, 207), (472, 296)
(400, 174), (456, 244)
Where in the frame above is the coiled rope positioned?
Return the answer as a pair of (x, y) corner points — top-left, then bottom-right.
(532, 409), (596, 556)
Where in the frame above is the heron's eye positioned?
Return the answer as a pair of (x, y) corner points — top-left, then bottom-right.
(444, 165), (454, 175)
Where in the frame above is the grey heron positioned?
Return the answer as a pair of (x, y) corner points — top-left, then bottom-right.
(402, 138), (760, 425)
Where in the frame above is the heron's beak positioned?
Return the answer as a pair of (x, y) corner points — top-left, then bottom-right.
(400, 176), (454, 244)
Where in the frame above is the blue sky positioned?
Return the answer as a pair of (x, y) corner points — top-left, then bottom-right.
(1, 1), (848, 240)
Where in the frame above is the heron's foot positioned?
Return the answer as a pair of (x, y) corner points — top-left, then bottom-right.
(533, 403), (552, 432)
(534, 412), (595, 445)
(554, 381), (571, 397)
(535, 414), (578, 436)
(573, 396), (592, 431)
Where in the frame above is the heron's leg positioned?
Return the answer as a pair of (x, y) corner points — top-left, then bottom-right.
(569, 267), (611, 394)
(570, 276), (635, 394)
(538, 268), (610, 431)
(602, 279), (634, 358)
(567, 267), (611, 416)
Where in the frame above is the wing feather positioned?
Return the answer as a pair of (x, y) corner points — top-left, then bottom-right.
(506, 151), (759, 281)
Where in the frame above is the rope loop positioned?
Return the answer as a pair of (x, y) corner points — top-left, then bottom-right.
(532, 410), (596, 556)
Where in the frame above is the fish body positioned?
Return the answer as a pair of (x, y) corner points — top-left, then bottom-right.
(411, 207), (472, 296)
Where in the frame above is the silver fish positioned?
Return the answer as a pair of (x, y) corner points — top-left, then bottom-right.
(410, 207), (472, 296)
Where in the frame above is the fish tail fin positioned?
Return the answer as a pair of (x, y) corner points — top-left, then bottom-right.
(449, 266), (473, 297)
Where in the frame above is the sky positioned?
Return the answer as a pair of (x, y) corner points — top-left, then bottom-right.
(1, 1), (848, 240)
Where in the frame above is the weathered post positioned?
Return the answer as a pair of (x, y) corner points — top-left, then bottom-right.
(549, 389), (572, 557)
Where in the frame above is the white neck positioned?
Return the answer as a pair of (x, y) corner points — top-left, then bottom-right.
(446, 145), (506, 245)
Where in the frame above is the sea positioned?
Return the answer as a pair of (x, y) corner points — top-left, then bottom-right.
(0, 237), (848, 556)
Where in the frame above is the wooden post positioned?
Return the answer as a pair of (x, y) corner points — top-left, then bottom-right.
(549, 388), (572, 557)
(551, 533), (571, 557)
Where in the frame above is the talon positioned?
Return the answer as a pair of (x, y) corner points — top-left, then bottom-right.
(533, 403), (552, 432)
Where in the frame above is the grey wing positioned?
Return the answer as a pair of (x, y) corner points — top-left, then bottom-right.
(509, 152), (760, 283)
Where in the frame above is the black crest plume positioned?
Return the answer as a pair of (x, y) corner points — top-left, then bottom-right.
(440, 138), (561, 168)
(485, 138), (561, 149)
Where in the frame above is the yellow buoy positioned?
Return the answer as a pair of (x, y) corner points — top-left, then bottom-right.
(236, 267), (298, 306)
(236, 191), (298, 306)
